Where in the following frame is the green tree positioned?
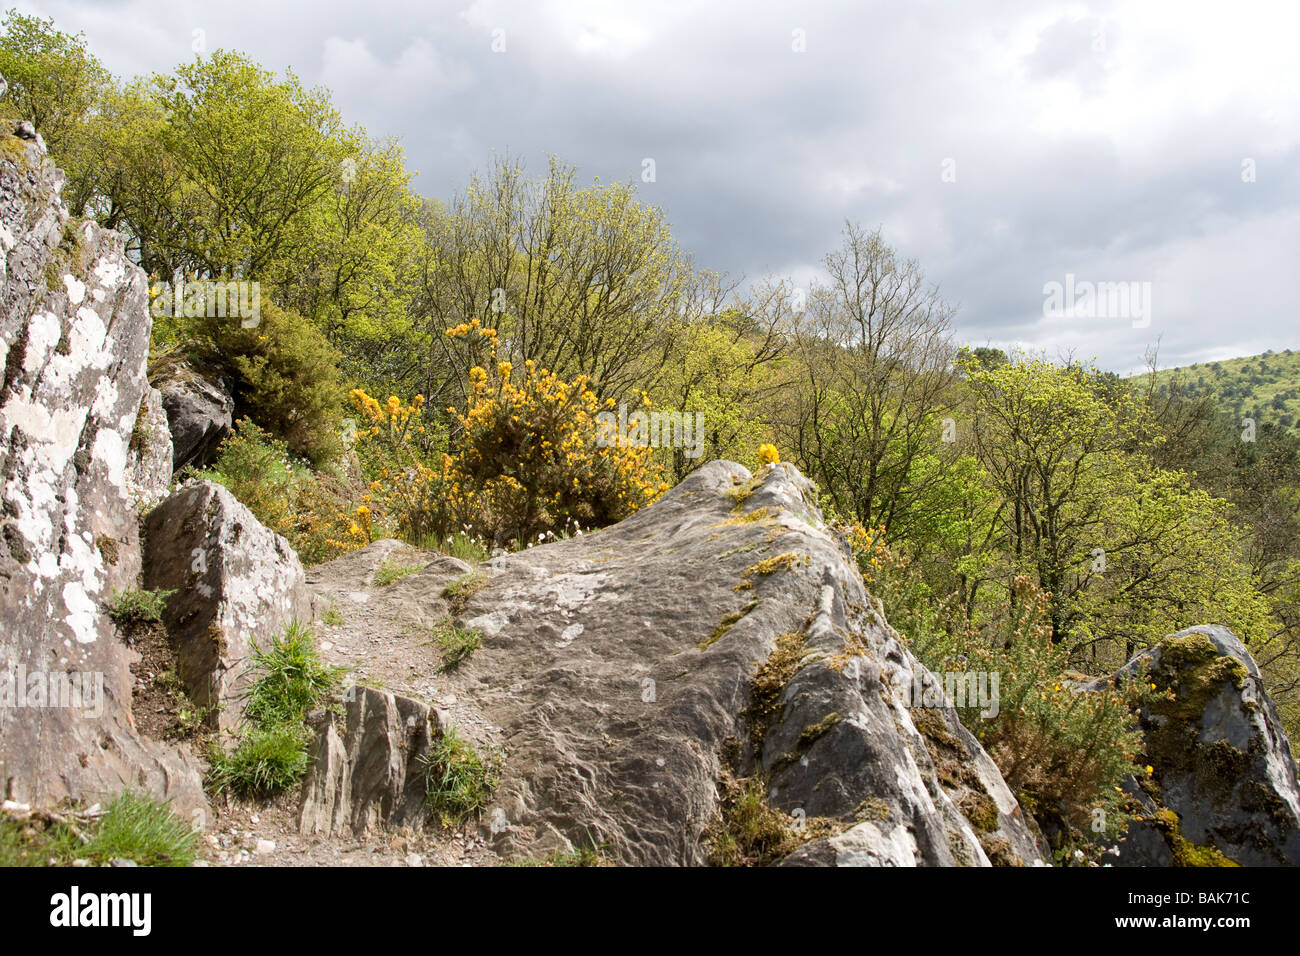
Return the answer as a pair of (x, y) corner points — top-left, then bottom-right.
(0, 9), (110, 211)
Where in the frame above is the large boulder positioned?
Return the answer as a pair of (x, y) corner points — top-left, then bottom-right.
(1084, 625), (1300, 866)
(151, 357), (233, 473)
(143, 480), (311, 730)
(0, 130), (205, 814)
(431, 461), (1045, 865)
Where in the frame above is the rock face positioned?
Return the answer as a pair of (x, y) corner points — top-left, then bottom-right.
(143, 480), (310, 730)
(151, 359), (233, 473)
(299, 685), (437, 838)
(0, 132), (205, 813)
(125, 387), (172, 506)
(423, 461), (1045, 865)
(1084, 625), (1300, 866)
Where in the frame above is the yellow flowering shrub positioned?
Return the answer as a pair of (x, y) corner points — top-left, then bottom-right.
(352, 320), (669, 546)
(757, 443), (780, 466)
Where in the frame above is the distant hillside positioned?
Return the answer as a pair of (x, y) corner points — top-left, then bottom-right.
(1133, 349), (1300, 431)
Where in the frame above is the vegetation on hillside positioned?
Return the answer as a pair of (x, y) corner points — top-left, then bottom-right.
(5, 9), (1298, 856)
(1134, 349), (1300, 433)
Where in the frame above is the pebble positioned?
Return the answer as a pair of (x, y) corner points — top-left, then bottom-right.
(256, 839), (276, 855)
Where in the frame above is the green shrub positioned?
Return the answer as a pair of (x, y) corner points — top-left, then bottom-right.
(194, 420), (363, 566)
(848, 529), (1141, 843)
(106, 587), (175, 625)
(421, 725), (500, 826)
(187, 301), (345, 465)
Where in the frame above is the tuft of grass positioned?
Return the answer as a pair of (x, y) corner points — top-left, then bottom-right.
(374, 559), (425, 586)
(421, 725), (500, 826)
(508, 841), (608, 867)
(206, 619), (337, 799)
(79, 792), (198, 866)
(206, 722), (312, 798)
(706, 773), (800, 867)
(321, 603), (343, 627)
(0, 792), (197, 867)
(430, 619), (483, 672)
(403, 530), (492, 563)
(106, 587), (176, 625)
(242, 619), (342, 725)
(442, 570), (488, 614)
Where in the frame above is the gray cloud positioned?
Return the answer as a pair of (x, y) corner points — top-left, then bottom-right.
(20, 0), (1300, 372)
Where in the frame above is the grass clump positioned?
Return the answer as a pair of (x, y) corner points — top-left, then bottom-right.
(322, 603), (343, 627)
(442, 570), (488, 614)
(421, 725), (500, 826)
(205, 619), (337, 799)
(508, 841), (608, 867)
(712, 775), (800, 863)
(0, 792), (198, 867)
(206, 723), (312, 798)
(374, 559), (425, 586)
(242, 619), (342, 725)
(106, 587), (175, 625)
(79, 792), (199, 866)
(431, 620), (483, 672)
(405, 530), (492, 564)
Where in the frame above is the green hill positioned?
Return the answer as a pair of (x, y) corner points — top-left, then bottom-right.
(1133, 349), (1300, 431)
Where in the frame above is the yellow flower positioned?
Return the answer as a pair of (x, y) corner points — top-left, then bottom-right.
(757, 443), (780, 466)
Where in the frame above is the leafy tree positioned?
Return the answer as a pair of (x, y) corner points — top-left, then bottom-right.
(0, 9), (110, 211)
(415, 155), (694, 408)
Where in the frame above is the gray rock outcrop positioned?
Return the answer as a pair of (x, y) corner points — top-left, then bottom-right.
(151, 358), (233, 472)
(417, 461), (1046, 865)
(0, 130), (205, 814)
(125, 386), (172, 506)
(142, 480), (310, 730)
(299, 685), (437, 838)
(1083, 624), (1300, 865)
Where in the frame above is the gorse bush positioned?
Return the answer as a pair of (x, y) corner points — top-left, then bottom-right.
(352, 320), (668, 547)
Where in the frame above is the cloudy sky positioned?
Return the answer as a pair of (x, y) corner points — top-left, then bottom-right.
(18, 0), (1300, 372)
